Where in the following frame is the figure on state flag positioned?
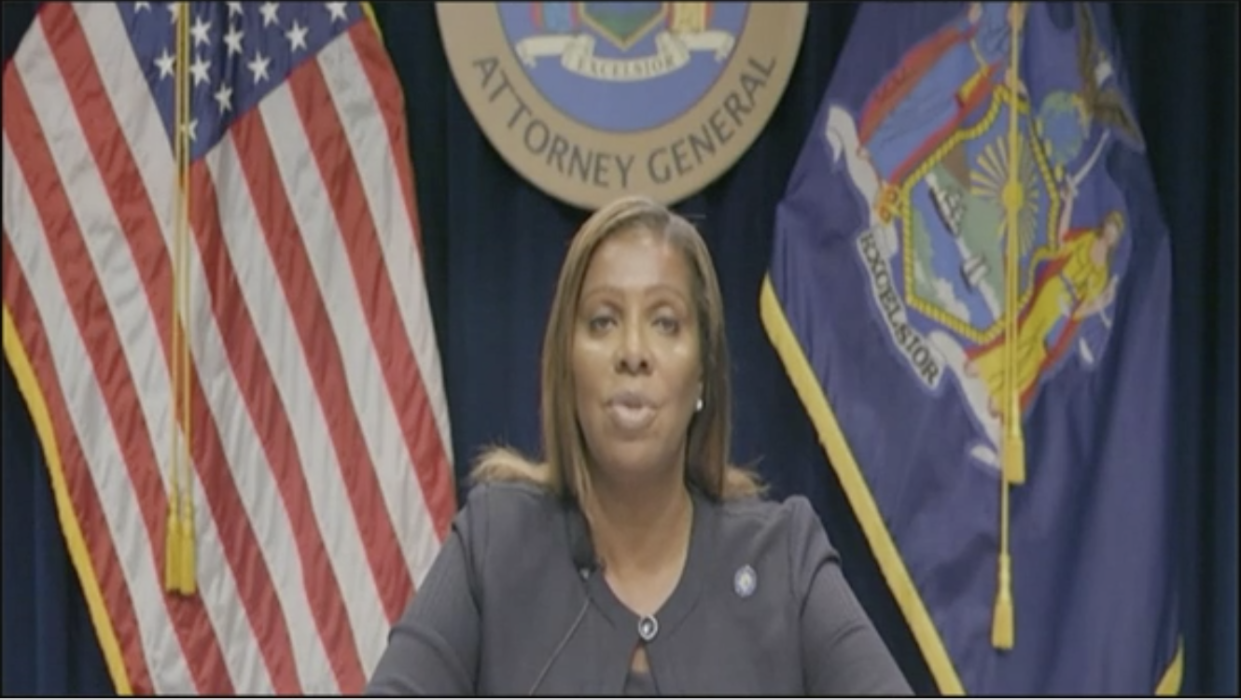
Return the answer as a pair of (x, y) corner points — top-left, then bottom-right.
(824, 1), (1142, 472)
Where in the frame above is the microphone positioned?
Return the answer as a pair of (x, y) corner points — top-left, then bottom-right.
(527, 507), (600, 696)
(567, 503), (601, 578)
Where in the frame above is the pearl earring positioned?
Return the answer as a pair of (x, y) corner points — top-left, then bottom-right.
(695, 398), (704, 412)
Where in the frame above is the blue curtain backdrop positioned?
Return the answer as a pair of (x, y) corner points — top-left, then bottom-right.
(2, 2), (1235, 695)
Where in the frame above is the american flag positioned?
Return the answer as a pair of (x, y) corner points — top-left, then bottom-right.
(2, 1), (456, 694)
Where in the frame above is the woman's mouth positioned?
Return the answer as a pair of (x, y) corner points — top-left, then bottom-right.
(606, 392), (658, 432)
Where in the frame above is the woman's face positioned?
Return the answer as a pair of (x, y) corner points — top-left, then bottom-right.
(571, 227), (703, 486)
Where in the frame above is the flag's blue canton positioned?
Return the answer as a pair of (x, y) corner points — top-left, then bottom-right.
(119, 1), (364, 160)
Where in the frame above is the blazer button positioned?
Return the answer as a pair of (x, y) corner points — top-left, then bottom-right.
(637, 615), (659, 642)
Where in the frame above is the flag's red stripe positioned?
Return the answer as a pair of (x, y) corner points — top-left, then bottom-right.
(189, 156), (360, 693)
(2, 234), (155, 696)
(292, 56), (455, 553)
(2, 64), (230, 695)
(348, 25), (457, 538)
(227, 103), (380, 691)
(38, 5), (303, 691)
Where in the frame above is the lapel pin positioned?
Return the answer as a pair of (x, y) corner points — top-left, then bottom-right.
(734, 565), (757, 598)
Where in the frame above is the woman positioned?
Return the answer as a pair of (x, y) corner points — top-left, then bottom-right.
(366, 196), (911, 696)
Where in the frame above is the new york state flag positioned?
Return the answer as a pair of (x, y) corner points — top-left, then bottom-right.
(761, 2), (1181, 694)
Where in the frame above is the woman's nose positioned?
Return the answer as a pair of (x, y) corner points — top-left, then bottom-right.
(614, 321), (651, 374)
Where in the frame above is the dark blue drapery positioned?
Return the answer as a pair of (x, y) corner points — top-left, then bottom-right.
(2, 2), (1235, 695)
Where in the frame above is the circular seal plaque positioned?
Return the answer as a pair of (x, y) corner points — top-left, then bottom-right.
(437, 2), (808, 210)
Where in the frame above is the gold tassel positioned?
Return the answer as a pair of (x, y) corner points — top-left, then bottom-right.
(992, 1), (1025, 650)
(993, 413), (1016, 650)
(164, 493), (182, 592)
(991, 551), (1014, 649)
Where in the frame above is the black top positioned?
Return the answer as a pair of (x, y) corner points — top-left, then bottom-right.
(366, 480), (913, 696)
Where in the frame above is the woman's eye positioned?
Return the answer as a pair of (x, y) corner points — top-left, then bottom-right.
(654, 317), (680, 333)
(588, 315), (615, 332)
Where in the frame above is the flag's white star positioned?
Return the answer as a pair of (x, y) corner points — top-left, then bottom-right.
(285, 20), (308, 52)
(260, 2), (280, 27)
(190, 15), (212, 47)
(167, 2), (180, 24)
(181, 118), (198, 142)
(134, 2), (151, 13)
(325, 2), (347, 22)
(215, 83), (234, 114)
(223, 24), (244, 57)
(248, 51), (271, 83)
(154, 47), (175, 79)
(190, 54), (211, 86)
(227, 1), (244, 17)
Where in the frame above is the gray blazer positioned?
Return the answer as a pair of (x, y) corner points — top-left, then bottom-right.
(366, 481), (912, 696)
